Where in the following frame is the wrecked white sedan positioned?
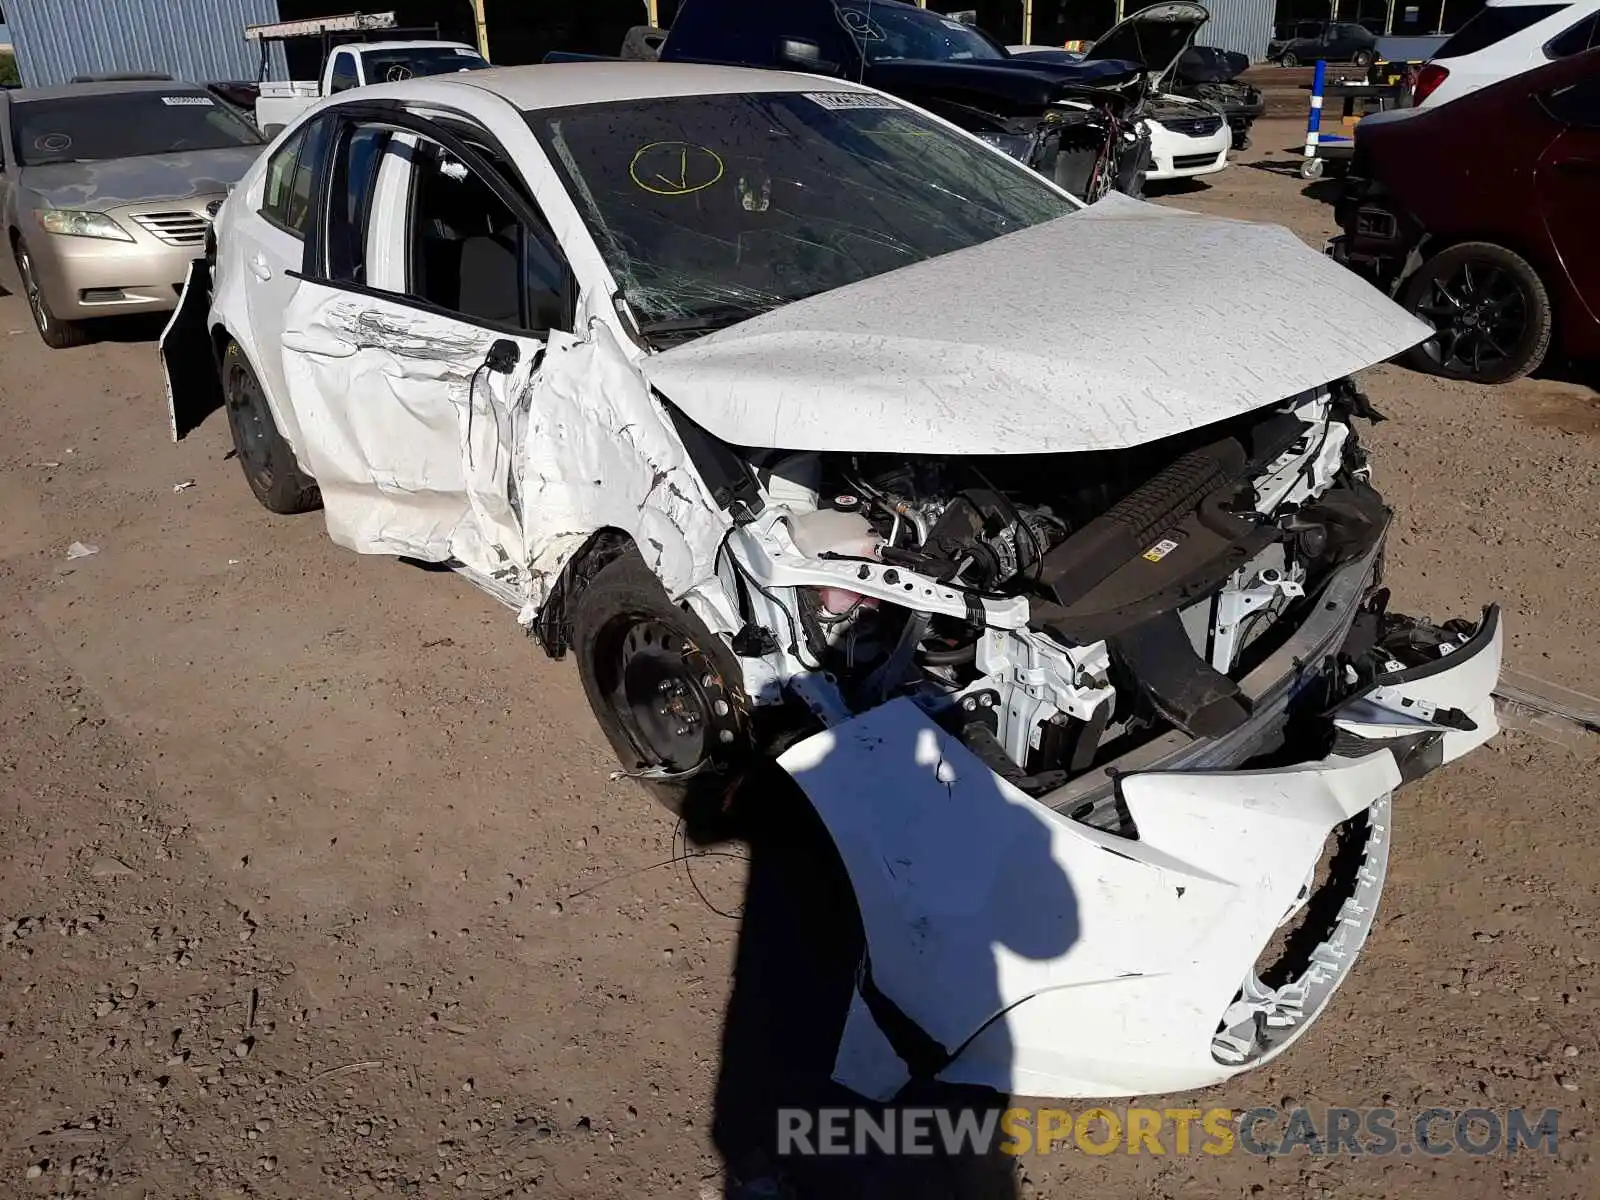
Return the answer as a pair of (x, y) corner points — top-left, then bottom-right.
(163, 62), (1502, 1102)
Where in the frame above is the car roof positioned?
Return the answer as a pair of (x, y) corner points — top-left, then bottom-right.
(5, 78), (209, 103)
(347, 40), (481, 53)
(443, 61), (871, 111)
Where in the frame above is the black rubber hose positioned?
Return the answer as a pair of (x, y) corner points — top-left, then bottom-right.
(863, 611), (933, 705)
(919, 641), (978, 667)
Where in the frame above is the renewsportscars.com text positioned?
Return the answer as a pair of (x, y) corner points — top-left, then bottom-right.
(777, 1105), (1561, 1157)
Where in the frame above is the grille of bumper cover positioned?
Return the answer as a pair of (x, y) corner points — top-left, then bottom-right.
(1161, 114), (1225, 138)
(132, 211), (209, 247)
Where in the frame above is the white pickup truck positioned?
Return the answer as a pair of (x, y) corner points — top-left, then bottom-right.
(247, 13), (489, 137)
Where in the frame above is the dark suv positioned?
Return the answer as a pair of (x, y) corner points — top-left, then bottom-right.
(1269, 20), (1379, 66)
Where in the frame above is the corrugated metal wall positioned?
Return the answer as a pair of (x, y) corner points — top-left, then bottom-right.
(7, 0), (286, 87)
(1196, 0), (1277, 61)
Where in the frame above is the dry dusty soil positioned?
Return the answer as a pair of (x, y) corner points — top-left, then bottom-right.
(1, 117), (1598, 1199)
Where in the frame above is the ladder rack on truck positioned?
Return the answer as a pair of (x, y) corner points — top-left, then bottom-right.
(244, 11), (443, 82)
(244, 11), (398, 41)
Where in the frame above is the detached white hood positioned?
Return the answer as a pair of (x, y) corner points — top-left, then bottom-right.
(645, 195), (1430, 455)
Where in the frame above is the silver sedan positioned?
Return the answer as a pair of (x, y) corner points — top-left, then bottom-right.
(0, 78), (264, 347)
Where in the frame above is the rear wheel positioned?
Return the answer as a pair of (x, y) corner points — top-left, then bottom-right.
(15, 238), (90, 349)
(221, 341), (321, 513)
(573, 548), (755, 817)
(1280, 51), (1300, 67)
(1400, 242), (1552, 384)
(1353, 48), (1374, 67)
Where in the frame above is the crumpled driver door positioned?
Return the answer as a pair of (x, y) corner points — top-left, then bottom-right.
(274, 104), (577, 588)
(279, 283), (551, 579)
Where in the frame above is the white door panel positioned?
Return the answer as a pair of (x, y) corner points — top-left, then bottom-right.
(279, 281), (546, 579)
(236, 215), (305, 425)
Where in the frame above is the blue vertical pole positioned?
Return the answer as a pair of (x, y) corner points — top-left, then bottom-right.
(1304, 59), (1328, 162)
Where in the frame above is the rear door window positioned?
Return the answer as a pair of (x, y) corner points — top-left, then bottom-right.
(261, 127), (306, 228)
(325, 124), (393, 284)
(262, 116), (332, 239)
(1434, 4), (1568, 58)
(1545, 9), (1600, 55)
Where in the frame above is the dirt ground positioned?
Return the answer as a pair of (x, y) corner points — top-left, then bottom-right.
(1, 117), (1597, 1199)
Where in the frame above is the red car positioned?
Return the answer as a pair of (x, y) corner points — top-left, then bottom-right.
(1331, 46), (1600, 385)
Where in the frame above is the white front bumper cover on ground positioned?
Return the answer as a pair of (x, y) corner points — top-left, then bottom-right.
(778, 608), (1502, 1101)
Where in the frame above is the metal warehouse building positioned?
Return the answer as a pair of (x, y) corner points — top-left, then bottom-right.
(5, 0), (285, 87)
(1190, 0), (1278, 58)
(3, 0), (1278, 88)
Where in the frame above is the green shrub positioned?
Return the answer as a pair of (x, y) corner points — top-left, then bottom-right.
(0, 52), (19, 88)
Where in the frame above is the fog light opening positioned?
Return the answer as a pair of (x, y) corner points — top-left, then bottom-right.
(1212, 795), (1391, 1067)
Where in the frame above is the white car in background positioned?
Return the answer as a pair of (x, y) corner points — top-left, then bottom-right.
(1414, 0), (1600, 108)
(161, 62), (1501, 1103)
(1012, 2), (1232, 181)
(1139, 92), (1232, 179)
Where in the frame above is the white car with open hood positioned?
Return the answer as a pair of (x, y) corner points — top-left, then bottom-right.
(162, 62), (1502, 1103)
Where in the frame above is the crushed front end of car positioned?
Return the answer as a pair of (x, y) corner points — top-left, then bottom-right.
(903, 69), (1154, 202)
(693, 382), (1501, 1101)
(630, 199), (1501, 1100)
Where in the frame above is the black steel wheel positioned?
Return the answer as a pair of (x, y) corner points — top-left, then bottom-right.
(1353, 48), (1374, 67)
(1400, 242), (1552, 385)
(221, 341), (321, 514)
(610, 616), (740, 771)
(573, 549), (753, 816)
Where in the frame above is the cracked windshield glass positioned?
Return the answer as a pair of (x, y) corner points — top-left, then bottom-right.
(532, 90), (1074, 340)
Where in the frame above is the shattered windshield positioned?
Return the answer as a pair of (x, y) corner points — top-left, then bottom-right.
(530, 91), (1075, 338)
(12, 91), (263, 166)
(834, 1), (1007, 62)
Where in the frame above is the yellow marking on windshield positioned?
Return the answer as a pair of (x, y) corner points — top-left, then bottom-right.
(629, 141), (726, 196)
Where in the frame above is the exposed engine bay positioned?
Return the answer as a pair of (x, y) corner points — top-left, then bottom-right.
(718, 381), (1393, 797)
(1170, 45), (1264, 150)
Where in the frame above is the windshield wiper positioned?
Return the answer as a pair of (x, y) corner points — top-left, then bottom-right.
(635, 302), (773, 339)
(637, 314), (739, 335)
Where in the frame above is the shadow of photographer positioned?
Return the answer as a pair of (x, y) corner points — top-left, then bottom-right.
(691, 703), (1080, 1199)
